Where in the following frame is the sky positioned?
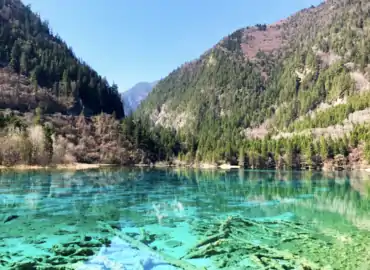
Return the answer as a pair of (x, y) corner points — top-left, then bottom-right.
(22, 0), (323, 92)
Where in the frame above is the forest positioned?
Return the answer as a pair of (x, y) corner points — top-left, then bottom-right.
(134, 0), (370, 169)
(0, 0), (124, 117)
(0, 0), (135, 166)
(2, 0), (370, 170)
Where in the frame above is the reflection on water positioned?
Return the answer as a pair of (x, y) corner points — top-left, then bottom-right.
(0, 168), (369, 269)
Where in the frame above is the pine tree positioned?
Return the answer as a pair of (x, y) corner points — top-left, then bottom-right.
(350, 130), (359, 148)
(225, 142), (232, 162)
(248, 151), (255, 168)
(304, 142), (314, 168)
(365, 141), (370, 163)
(71, 81), (78, 99)
(319, 136), (328, 161)
(20, 51), (28, 75)
(10, 41), (21, 73)
(332, 140), (340, 156)
(53, 82), (59, 97)
(261, 139), (268, 161)
(62, 69), (70, 96)
(31, 67), (40, 93)
(338, 138), (348, 156)
(285, 140), (294, 169)
(327, 137), (335, 158)
(238, 146), (245, 167)
(134, 120), (142, 148)
(43, 125), (53, 164)
(34, 107), (42, 125)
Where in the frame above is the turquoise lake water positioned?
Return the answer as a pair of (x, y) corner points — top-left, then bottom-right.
(0, 168), (369, 269)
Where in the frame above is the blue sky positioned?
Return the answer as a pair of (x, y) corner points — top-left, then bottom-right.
(22, 0), (322, 92)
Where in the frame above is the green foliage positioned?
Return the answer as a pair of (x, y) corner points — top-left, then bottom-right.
(132, 1), (370, 167)
(0, 113), (25, 130)
(238, 146), (245, 167)
(2, 0), (365, 167)
(121, 116), (182, 162)
(43, 124), (53, 164)
(365, 142), (370, 163)
(303, 140), (315, 167)
(34, 107), (42, 125)
(319, 136), (328, 160)
(0, 1), (124, 117)
(136, 1), (370, 163)
(289, 91), (370, 132)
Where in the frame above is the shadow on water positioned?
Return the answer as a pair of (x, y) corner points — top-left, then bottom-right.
(0, 168), (369, 269)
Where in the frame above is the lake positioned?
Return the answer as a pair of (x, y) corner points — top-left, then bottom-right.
(0, 168), (369, 270)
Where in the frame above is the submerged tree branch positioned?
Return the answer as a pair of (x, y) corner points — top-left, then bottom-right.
(97, 221), (203, 270)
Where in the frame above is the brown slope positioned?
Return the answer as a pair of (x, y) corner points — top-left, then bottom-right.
(170, 1), (331, 71)
(231, 1), (344, 63)
(0, 67), (71, 113)
(241, 24), (283, 60)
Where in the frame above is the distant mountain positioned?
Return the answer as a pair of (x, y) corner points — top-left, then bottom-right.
(122, 81), (157, 114)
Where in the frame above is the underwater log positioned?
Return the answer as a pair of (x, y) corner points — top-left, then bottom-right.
(97, 221), (203, 270)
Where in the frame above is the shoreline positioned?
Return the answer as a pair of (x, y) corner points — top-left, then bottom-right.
(137, 162), (370, 172)
(2, 162), (370, 172)
(0, 163), (115, 171)
(0, 162), (241, 171)
(136, 162), (242, 170)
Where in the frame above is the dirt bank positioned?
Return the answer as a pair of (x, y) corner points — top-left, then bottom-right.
(0, 163), (114, 171)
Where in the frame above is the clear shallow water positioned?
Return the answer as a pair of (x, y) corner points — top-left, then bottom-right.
(0, 169), (369, 270)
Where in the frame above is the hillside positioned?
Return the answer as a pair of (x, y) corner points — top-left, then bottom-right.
(137, 0), (370, 169)
(0, 0), (163, 167)
(0, 0), (123, 117)
(122, 81), (157, 115)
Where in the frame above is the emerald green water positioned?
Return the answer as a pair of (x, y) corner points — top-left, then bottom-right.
(0, 169), (369, 270)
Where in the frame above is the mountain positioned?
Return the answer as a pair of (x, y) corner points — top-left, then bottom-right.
(0, 0), (153, 167)
(137, 0), (370, 169)
(0, 0), (124, 117)
(122, 81), (157, 115)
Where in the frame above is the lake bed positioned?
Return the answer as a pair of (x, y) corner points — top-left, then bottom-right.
(0, 169), (369, 269)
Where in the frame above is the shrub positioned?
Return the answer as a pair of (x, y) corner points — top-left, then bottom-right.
(0, 134), (22, 166)
(52, 135), (76, 164)
(28, 125), (46, 165)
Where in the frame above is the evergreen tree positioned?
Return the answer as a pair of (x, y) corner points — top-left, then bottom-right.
(261, 139), (268, 161)
(285, 141), (294, 169)
(43, 125), (53, 164)
(238, 146), (245, 167)
(134, 120), (142, 148)
(10, 41), (21, 73)
(20, 51), (28, 75)
(365, 141), (370, 163)
(304, 142), (314, 168)
(338, 138), (348, 156)
(319, 136), (328, 161)
(62, 69), (70, 96)
(350, 130), (359, 148)
(34, 107), (42, 125)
